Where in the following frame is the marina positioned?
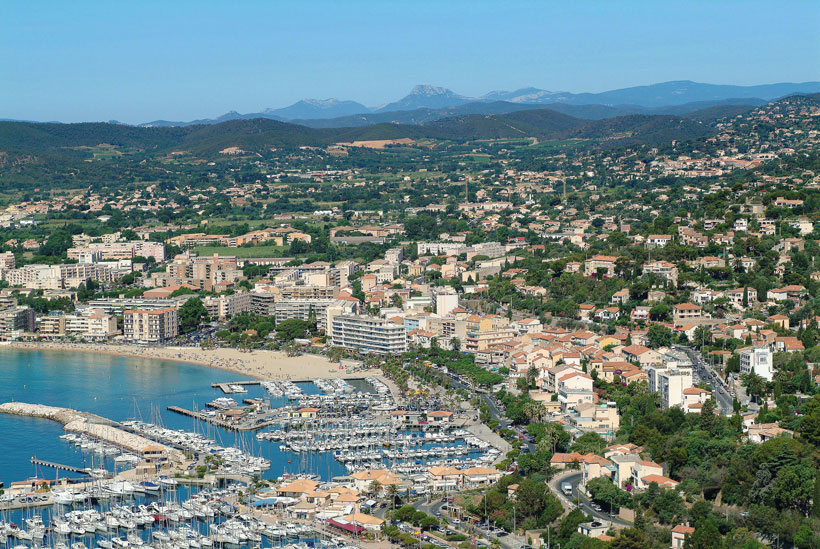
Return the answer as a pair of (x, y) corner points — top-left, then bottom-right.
(0, 350), (506, 548)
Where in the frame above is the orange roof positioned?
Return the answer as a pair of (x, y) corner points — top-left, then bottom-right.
(642, 474), (678, 486)
(559, 371), (592, 382)
(550, 452), (584, 463)
(428, 410), (453, 417)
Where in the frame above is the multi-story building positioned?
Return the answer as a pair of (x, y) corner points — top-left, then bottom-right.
(37, 313), (66, 337)
(464, 329), (517, 354)
(433, 288), (459, 316)
(123, 307), (179, 343)
(159, 252), (241, 291)
(726, 287), (757, 307)
(39, 308), (118, 339)
(643, 260), (679, 285)
(202, 292), (251, 320)
(584, 255), (618, 278)
(274, 299), (335, 331)
(566, 401), (620, 439)
(0, 251), (15, 270)
(740, 346), (774, 381)
(384, 248), (404, 264)
(82, 297), (181, 315)
(0, 306), (35, 339)
(250, 291), (277, 316)
(330, 314), (406, 354)
(647, 366), (693, 409)
(2, 262), (127, 289)
(85, 310), (119, 339)
(279, 285), (338, 300)
(68, 241), (166, 262)
(672, 303), (701, 325)
(557, 371), (595, 408)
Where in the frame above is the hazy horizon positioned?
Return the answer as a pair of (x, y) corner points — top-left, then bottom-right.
(2, 0), (819, 124)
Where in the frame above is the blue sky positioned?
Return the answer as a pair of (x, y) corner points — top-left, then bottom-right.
(1, 0), (818, 123)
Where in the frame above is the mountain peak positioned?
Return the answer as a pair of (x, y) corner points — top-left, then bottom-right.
(301, 98), (342, 107)
(409, 84), (461, 97)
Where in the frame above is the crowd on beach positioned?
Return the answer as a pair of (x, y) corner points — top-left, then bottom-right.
(3, 341), (373, 382)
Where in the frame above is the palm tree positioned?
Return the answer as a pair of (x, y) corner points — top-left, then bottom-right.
(369, 480), (382, 498)
(386, 483), (399, 515)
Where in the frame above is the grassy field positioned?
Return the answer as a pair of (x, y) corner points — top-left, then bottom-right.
(194, 245), (286, 257)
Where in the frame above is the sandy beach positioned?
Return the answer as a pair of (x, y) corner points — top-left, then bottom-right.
(2, 341), (377, 382)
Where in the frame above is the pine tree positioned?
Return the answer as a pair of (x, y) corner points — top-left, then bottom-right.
(812, 474), (820, 518)
(700, 399), (716, 433)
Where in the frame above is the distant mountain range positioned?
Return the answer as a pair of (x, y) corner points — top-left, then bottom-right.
(2, 99), (792, 158)
(138, 80), (820, 128)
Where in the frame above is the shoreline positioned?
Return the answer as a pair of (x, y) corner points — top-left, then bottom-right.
(1, 341), (378, 383)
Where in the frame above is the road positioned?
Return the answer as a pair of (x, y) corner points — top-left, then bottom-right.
(436, 366), (536, 456)
(677, 345), (733, 415)
(415, 496), (525, 549)
(548, 471), (632, 527)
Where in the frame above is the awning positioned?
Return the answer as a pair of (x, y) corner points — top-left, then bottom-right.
(252, 496), (299, 507)
(251, 498), (278, 507)
(328, 519), (365, 534)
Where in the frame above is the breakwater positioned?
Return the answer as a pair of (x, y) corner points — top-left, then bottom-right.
(0, 402), (186, 463)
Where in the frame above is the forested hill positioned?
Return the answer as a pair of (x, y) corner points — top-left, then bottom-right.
(0, 100), (776, 156)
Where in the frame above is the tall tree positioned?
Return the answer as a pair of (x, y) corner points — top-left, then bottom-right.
(179, 297), (209, 333)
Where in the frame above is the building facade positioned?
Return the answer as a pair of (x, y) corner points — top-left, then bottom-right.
(330, 315), (406, 354)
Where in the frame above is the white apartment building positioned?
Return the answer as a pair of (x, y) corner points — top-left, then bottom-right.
(647, 365), (693, 409)
(0, 251), (15, 270)
(38, 309), (118, 339)
(385, 247), (404, 264)
(273, 298), (335, 331)
(330, 314), (406, 354)
(82, 297), (181, 315)
(740, 346), (774, 381)
(2, 262), (127, 289)
(123, 307), (179, 343)
(68, 241), (166, 262)
(433, 288), (459, 316)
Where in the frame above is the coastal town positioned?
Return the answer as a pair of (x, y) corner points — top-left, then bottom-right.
(0, 85), (819, 547)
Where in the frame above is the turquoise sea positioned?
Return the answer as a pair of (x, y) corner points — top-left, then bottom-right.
(0, 349), (347, 488)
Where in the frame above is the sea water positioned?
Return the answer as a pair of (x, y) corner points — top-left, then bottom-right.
(0, 349), (349, 488)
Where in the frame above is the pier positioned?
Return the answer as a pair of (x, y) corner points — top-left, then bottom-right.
(167, 405), (277, 431)
(30, 457), (91, 475)
(212, 377), (368, 394)
(0, 402), (186, 464)
(212, 380), (260, 394)
(0, 496), (55, 511)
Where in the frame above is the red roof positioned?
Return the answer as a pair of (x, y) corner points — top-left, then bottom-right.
(327, 519), (365, 534)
